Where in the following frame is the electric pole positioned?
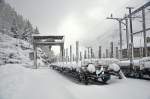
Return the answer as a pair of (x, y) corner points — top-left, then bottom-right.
(126, 7), (134, 69)
(142, 8), (147, 57)
(106, 16), (123, 59)
(125, 14), (129, 59)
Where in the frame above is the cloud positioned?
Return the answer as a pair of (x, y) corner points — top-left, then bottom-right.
(6, 0), (149, 55)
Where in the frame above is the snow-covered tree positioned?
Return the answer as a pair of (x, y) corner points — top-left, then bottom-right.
(33, 26), (40, 34)
(22, 20), (33, 41)
(0, 0), (40, 42)
(11, 19), (19, 38)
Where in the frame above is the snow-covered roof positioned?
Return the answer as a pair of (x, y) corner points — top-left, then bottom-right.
(32, 34), (64, 40)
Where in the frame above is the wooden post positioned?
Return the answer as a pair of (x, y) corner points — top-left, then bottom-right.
(84, 50), (87, 59)
(70, 45), (72, 62)
(106, 49), (109, 58)
(116, 47), (119, 59)
(60, 44), (64, 62)
(64, 48), (65, 61)
(127, 7), (134, 66)
(66, 48), (68, 63)
(33, 42), (37, 69)
(49, 46), (52, 51)
(88, 47), (90, 59)
(91, 48), (93, 58)
(73, 54), (75, 61)
(99, 46), (101, 58)
(142, 8), (147, 57)
(125, 17), (129, 59)
(119, 21), (122, 59)
(110, 42), (114, 58)
(76, 41), (79, 63)
(140, 47), (143, 58)
(103, 53), (105, 58)
(129, 43), (133, 69)
(80, 51), (82, 61)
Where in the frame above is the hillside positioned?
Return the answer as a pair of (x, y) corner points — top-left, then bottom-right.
(0, 32), (33, 66)
(0, 0), (47, 67)
(0, 0), (39, 41)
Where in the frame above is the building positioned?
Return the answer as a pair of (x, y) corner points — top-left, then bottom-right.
(122, 36), (150, 58)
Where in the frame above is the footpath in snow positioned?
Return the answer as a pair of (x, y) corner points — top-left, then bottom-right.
(0, 64), (150, 99)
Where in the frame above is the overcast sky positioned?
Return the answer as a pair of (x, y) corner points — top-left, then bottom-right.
(5, 0), (149, 54)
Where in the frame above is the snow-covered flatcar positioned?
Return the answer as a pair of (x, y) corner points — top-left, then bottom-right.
(119, 57), (150, 79)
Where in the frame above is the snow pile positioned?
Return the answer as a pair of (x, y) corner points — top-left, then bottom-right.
(98, 58), (120, 66)
(139, 57), (150, 68)
(83, 59), (99, 66)
(108, 63), (120, 72)
(119, 59), (140, 67)
(51, 61), (81, 69)
(81, 58), (120, 67)
(51, 58), (120, 69)
(87, 64), (96, 73)
(108, 63), (126, 79)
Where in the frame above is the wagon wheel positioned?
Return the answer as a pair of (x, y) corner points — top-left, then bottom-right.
(139, 71), (144, 78)
(77, 73), (82, 82)
(84, 78), (89, 85)
(82, 74), (89, 85)
(101, 75), (110, 83)
(101, 77), (108, 83)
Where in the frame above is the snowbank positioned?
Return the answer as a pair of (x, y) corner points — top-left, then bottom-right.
(87, 64), (96, 73)
(51, 61), (82, 69)
(0, 64), (75, 99)
(0, 64), (29, 99)
(52, 58), (120, 69)
(98, 58), (120, 66)
(82, 58), (120, 66)
(118, 59), (140, 67)
(108, 63), (120, 72)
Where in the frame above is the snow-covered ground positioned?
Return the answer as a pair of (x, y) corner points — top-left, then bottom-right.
(0, 64), (150, 99)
